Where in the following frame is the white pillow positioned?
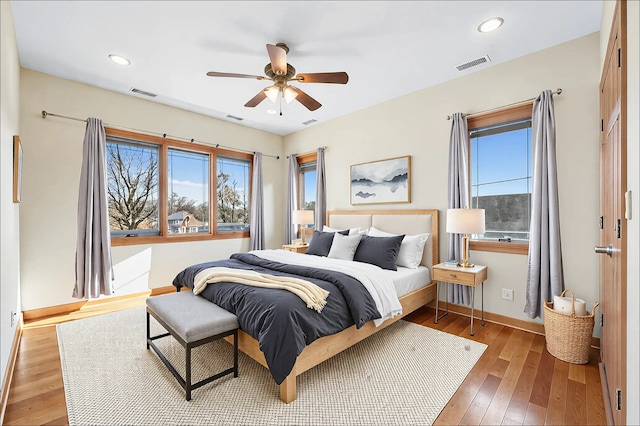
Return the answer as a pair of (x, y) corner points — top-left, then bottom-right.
(368, 227), (429, 269)
(327, 232), (362, 261)
(323, 225), (362, 235)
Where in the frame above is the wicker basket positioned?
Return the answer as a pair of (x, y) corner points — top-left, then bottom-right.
(543, 289), (599, 364)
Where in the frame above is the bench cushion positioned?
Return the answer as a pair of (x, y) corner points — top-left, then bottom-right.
(146, 291), (238, 343)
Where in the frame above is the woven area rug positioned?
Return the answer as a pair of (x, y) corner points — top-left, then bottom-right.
(57, 307), (486, 425)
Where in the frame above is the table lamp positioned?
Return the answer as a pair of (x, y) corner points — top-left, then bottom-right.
(292, 210), (314, 245)
(446, 207), (485, 267)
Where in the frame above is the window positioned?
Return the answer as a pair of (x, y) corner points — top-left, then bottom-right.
(168, 148), (209, 235)
(467, 103), (532, 255)
(217, 156), (250, 233)
(106, 128), (252, 246)
(297, 152), (317, 233)
(107, 139), (160, 237)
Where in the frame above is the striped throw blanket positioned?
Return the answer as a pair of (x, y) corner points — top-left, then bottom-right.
(193, 267), (330, 312)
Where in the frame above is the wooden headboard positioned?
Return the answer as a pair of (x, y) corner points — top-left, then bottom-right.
(327, 209), (439, 271)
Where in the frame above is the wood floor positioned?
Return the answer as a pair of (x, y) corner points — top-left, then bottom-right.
(3, 300), (606, 425)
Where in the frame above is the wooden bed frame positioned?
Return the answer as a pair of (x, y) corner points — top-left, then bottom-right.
(226, 209), (439, 403)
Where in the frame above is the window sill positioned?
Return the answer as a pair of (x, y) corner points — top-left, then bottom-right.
(111, 231), (250, 247)
(470, 240), (529, 255)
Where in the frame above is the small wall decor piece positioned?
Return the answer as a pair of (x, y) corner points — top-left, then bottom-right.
(350, 155), (411, 205)
(13, 135), (22, 203)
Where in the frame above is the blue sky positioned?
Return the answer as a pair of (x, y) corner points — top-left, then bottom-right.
(471, 127), (532, 198)
(168, 150), (249, 204)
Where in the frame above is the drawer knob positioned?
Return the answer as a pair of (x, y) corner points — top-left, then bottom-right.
(449, 274), (457, 278)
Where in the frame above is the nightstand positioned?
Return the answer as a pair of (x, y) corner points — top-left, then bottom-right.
(282, 244), (308, 254)
(432, 263), (488, 336)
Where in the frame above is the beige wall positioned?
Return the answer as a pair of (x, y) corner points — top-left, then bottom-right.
(19, 70), (284, 311)
(0, 0), (22, 399)
(285, 34), (602, 335)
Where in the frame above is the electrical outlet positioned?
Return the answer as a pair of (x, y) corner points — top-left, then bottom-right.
(501, 288), (514, 301)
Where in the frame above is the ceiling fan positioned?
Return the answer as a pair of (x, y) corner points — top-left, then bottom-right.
(206, 43), (348, 112)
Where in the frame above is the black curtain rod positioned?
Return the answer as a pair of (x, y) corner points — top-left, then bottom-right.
(41, 110), (280, 159)
(286, 146), (327, 159)
(446, 88), (562, 120)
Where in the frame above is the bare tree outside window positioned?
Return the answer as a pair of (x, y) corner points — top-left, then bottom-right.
(217, 156), (250, 232)
(106, 142), (159, 234)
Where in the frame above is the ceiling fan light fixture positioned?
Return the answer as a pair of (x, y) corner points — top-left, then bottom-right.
(108, 54), (131, 66)
(264, 85), (280, 103)
(283, 86), (298, 104)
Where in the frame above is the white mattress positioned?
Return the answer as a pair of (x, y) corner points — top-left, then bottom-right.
(381, 266), (431, 298)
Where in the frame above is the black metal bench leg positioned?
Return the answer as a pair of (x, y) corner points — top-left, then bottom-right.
(233, 330), (239, 378)
(146, 311), (150, 350)
(186, 344), (192, 401)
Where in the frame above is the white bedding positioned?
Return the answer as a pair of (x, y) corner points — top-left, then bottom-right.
(250, 249), (403, 326)
(383, 265), (431, 298)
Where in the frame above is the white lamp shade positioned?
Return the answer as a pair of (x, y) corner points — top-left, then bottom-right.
(292, 210), (314, 225)
(446, 208), (485, 234)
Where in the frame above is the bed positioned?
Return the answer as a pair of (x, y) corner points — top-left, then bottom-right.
(172, 209), (439, 403)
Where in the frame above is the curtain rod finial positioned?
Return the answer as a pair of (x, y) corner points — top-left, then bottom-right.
(556, 88), (562, 95)
(42, 110), (48, 118)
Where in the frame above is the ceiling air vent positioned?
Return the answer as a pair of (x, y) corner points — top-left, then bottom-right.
(130, 88), (157, 98)
(456, 55), (491, 71)
(226, 114), (244, 121)
(302, 119), (317, 126)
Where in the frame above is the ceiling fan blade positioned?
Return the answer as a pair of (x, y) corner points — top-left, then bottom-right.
(266, 44), (287, 76)
(207, 71), (267, 80)
(296, 72), (349, 84)
(244, 90), (267, 107)
(290, 86), (322, 111)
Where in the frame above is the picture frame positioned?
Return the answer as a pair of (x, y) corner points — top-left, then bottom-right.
(350, 155), (411, 205)
(13, 135), (22, 203)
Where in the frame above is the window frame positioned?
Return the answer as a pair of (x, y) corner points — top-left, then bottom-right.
(297, 152), (318, 238)
(106, 128), (252, 247)
(467, 103), (532, 256)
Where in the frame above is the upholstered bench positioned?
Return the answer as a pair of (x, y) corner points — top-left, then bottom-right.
(146, 291), (239, 401)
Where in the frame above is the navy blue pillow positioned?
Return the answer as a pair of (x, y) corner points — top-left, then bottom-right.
(354, 234), (404, 270)
(306, 230), (349, 256)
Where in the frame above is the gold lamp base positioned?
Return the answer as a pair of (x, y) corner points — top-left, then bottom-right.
(459, 234), (474, 268)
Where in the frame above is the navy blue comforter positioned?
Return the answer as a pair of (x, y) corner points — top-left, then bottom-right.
(172, 252), (380, 384)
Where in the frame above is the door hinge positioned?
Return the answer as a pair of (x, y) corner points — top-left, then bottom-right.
(618, 48), (621, 68)
(600, 313), (604, 327)
(599, 216), (604, 229)
(616, 389), (622, 410)
(617, 219), (621, 238)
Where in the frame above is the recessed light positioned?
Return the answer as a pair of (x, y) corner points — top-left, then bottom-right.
(478, 17), (504, 33)
(109, 54), (131, 66)
(266, 109), (277, 115)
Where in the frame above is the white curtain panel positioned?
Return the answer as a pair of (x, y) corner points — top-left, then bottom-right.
(447, 113), (472, 305)
(315, 147), (327, 230)
(250, 152), (264, 250)
(73, 118), (114, 299)
(285, 155), (300, 244)
(525, 90), (564, 319)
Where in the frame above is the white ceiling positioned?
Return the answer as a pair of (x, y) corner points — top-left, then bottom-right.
(10, 1), (602, 136)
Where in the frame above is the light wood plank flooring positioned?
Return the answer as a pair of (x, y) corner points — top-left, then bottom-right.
(4, 301), (605, 425)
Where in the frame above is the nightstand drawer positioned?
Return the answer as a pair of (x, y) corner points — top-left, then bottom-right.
(433, 267), (477, 285)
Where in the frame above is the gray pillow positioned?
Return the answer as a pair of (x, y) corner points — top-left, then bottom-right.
(327, 233), (362, 261)
(354, 234), (404, 270)
(306, 230), (349, 256)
